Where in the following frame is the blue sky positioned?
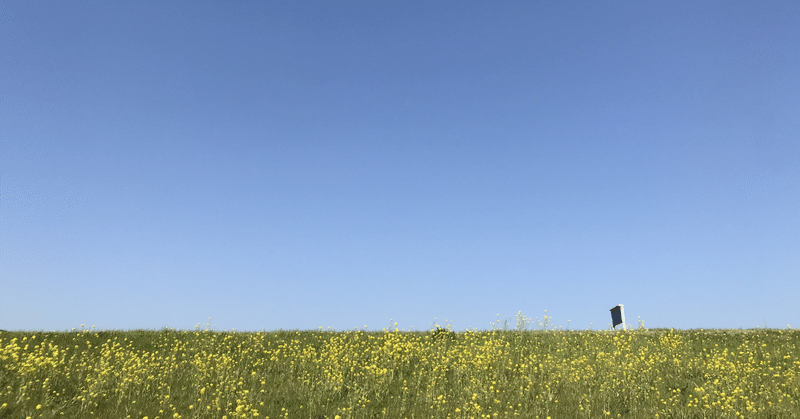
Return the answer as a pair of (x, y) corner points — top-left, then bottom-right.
(1, 1), (798, 332)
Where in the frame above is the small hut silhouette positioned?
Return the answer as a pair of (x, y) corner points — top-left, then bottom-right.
(610, 305), (625, 330)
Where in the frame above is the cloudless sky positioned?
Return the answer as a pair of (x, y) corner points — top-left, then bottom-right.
(1, 1), (798, 333)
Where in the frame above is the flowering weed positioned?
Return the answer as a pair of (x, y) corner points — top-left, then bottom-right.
(1, 318), (798, 418)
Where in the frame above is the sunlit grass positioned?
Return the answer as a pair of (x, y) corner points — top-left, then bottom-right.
(1, 315), (798, 418)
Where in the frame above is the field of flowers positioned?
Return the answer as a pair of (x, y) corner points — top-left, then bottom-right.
(1, 317), (799, 419)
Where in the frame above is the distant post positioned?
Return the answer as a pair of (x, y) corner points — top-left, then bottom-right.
(610, 305), (626, 330)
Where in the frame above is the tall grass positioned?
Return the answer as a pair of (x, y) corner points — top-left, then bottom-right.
(1, 317), (798, 418)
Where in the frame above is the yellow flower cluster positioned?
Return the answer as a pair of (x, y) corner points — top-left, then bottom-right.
(0, 324), (798, 418)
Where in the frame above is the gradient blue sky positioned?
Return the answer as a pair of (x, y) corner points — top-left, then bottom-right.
(2, 1), (798, 332)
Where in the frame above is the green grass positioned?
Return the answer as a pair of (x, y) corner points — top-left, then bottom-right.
(1, 323), (799, 419)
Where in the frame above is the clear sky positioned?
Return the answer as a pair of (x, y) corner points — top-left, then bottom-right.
(1, 1), (798, 333)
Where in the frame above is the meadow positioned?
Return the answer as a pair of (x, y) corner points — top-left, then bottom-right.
(1, 314), (798, 419)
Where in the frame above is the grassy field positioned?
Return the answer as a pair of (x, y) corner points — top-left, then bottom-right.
(1, 317), (799, 419)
